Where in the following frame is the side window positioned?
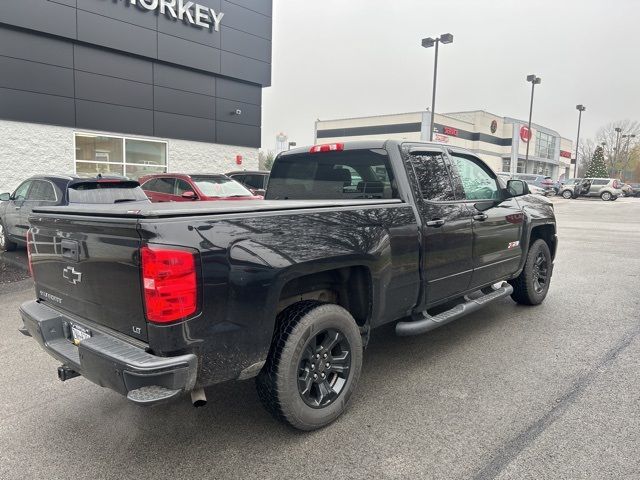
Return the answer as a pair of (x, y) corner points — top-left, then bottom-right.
(13, 181), (32, 201)
(27, 181), (57, 202)
(450, 153), (500, 201)
(154, 178), (176, 194)
(175, 179), (192, 195)
(407, 152), (456, 201)
(141, 179), (157, 192)
(591, 179), (607, 186)
(243, 174), (266, 190)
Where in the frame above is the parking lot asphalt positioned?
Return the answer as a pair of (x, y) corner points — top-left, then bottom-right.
(0, 197), (638, 480)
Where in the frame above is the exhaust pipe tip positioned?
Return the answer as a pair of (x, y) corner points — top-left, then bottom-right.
(190, 388), (207, 408)
(57, 365), (80, 382)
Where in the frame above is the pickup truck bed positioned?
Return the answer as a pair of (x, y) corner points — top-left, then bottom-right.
(20, 139), (557, 430)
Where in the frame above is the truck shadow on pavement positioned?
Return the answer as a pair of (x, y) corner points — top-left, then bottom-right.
(8, 297), (546, 478)
(57, 300), (514, 435)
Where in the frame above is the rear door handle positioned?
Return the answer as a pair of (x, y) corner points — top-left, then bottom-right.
(473, 213), (488, 221)
(426, 219), (446, 227)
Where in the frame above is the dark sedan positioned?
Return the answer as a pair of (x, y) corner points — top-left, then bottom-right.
(0, 175), (149, 251)
(226, 170), (270, 196)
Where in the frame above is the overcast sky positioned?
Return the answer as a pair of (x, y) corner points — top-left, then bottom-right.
(261, 0), (640, 151)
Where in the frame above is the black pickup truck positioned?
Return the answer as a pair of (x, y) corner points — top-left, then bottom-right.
(20, 140), (556, 430)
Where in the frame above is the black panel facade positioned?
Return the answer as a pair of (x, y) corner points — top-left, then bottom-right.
(0, 0), (272, 148)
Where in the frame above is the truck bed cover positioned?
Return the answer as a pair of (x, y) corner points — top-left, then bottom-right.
(33, 199), (404, 219)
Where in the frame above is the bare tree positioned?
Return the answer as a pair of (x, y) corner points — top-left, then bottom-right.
(594, 120), (640, 176)
(577, 138), (596, 177)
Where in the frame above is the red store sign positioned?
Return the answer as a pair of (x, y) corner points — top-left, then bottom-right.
(560, 150), (572, 158)
(443, 126), (459, 137)
(520, 126), (532, 143)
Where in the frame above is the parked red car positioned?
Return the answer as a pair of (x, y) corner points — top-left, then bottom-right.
(139, 174), (262, 202)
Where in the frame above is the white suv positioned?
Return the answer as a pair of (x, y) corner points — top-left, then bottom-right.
(560, 178), (623, 201)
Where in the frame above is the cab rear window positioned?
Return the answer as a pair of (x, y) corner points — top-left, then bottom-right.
(266, 149), (398, 200)
(68, 181), (149, 204)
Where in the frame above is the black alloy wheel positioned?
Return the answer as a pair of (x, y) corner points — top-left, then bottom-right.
(297, 328), (351, 408)
(256, 301), (363, 431)
(531, 251), (549, 294)
(509, 238), (552, 305)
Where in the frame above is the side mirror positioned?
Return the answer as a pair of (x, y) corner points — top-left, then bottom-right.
(507, 179), (529, 197)
(181, 191), (198, 200)
(0, 193), (10, 201)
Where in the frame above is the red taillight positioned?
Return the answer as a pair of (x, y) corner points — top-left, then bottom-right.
(309, 143), (344, 153)
(26, 230), (34, 277)
(613, 180), (620, 189)
(141, 245), (198, 324)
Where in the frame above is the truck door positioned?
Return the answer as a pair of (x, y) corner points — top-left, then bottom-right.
(447, 150), (524, 289)
(405, 147), (474, 304)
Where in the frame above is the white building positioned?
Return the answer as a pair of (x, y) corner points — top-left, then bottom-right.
(315, 110), (573, 180)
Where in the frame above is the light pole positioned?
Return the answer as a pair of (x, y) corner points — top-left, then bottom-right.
(524, 75), (542, 171)
(421, 33), (453, 141)
(613, 127), (622, 176)
(573, 105), (586, 178)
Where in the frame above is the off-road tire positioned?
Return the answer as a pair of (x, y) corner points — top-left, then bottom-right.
(601, 191), (612, 201)
(509, 239), (552, 306)
(561, 190), (573, 199)
(256, 301), (363, 431)
(0, 221), (17, 252)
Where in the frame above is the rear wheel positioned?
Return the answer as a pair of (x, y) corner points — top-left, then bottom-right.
(509, 239), (552, 305)
(256, 301), (363, 431)
(601, 191), (612, 201)
(561, 190), (573, 199)
(0, 221), (17, 252)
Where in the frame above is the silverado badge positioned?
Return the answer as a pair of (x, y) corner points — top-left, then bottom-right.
(63, 266), (83, 285)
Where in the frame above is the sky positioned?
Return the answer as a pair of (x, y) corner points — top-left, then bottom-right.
(261, 0), (640, 152)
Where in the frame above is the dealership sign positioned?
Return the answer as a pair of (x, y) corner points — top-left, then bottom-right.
(520, 126), (532, 143)
(443, 126), (459, 137)
(115, 0), (224, 31)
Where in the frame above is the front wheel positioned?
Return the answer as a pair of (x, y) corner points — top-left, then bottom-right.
(561, 190), (573, 199)
(256, 301), (363, 431)
(509, 239), (552, 305)
(601, 191), (612, 201)
(0, 221), (17, 252)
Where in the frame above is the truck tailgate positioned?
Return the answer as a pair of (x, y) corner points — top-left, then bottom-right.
(28, 214), (147, 342)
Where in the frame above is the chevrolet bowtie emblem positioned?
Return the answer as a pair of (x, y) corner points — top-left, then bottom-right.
(63, 266), (82, 285)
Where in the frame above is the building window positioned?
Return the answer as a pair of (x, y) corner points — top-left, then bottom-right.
(75, 133), (167, 180)
(517, 159), (526, 173)
(535, 131), (556, 160)
(501, 158), (511, 173)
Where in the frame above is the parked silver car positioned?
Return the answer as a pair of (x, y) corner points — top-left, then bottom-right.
(560, 178), (623, 201)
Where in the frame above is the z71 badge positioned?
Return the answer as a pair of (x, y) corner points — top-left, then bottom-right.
(507, 241), (520, 250)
